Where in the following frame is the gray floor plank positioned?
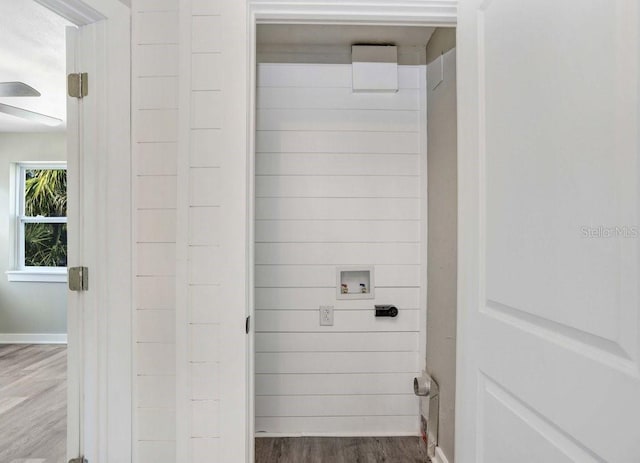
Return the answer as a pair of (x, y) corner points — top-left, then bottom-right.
(0, 344), (66, 463)
(256, 437), (429, 463)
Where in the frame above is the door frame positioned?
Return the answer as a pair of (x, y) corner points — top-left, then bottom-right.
(34, 0), (131, 461)
(245, 2), (457, 461)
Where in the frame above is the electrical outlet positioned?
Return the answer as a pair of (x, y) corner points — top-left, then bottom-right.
(319, 305), (334, 326)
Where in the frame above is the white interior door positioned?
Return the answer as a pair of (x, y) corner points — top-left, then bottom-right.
(67, 22), (94, 459)
(66, 21), (100, 462)
(457, 1), (640, 462)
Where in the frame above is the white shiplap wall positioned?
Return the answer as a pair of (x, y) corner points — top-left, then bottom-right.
(130, 0), (457, 460)
(133, 1), (179, 461)
(178, 1), (249, 462)
(254, 63), (426, 435)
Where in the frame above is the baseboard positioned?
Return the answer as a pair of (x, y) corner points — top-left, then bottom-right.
(0, 333), (67, 344)
(255, 432), (422, 438)
(432, 446), (450, 463)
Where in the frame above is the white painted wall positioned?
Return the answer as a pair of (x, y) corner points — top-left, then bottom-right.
(254, 63), (425, 435)
(130, 1), (457, 461)
(0, 132), (67, 339)
(426, 43), (457, 462)
(178, 2), (250, 460)
(132, 2), (178, 461)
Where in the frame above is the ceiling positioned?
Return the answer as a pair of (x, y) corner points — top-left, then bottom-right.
(257, 25), (436, 47)
(0, 0), (71, 132)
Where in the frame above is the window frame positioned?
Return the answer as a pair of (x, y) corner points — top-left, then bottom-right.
(6, 161), (68, 283)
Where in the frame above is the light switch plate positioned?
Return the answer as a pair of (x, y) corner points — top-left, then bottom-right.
(320, 306), (334, 326)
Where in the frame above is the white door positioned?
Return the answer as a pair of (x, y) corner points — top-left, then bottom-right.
(66, 21), (99, 462)
(457, 1), (640, 462)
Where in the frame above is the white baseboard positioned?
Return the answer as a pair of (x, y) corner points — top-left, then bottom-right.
(255, 432), (422, 438)
(432, 446), (450, 463)
(0, 333), (67, 344)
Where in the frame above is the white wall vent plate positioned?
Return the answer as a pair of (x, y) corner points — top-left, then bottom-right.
(351, 45), (398, 93)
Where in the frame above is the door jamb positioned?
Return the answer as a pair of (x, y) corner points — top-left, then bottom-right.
(245, 2), (457, 462)
(34, 0), (131, 461)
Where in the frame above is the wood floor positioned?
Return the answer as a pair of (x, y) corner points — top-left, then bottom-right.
(0, 345), (428, 463)
(0, 344), (66, 463)
(256, 436), (429, 463)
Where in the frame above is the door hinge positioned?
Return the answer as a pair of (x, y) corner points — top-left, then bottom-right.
(67, 72), (88, 98)
(68, 266), (89, 292)
(69, 457), (87, 463)
(246, 316), (250, 334)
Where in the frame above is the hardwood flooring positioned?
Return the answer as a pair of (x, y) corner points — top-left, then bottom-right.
(0, 345), (428, 463)
(0, 344), (66, 463)
(255, 436), (429, 463)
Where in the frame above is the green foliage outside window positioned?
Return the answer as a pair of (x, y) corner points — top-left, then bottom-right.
(23, 169), (67, 267)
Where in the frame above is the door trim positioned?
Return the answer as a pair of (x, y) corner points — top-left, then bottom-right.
(36, 0), (132, 461)
(244, 2), (457, 462)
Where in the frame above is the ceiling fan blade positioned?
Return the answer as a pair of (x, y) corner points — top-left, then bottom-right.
(0, 103), (62, 126)
(0, 82), (41, 97)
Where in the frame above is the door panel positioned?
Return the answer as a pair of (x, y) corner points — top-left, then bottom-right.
(66, 25), (81, 462)
(66, 20), (100, 462)
(457, 0), (639, 461)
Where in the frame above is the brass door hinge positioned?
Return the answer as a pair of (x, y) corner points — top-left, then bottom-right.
(68, 266), (88, 292)
(68, 72), (88, 98)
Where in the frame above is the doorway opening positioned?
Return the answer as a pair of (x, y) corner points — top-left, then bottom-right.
(0, 0), (132, 460)
(251, 23), (457, 462)
(0, 2), (71, 461)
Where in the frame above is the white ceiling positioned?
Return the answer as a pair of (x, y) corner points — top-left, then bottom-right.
(0, 0), (71, 132)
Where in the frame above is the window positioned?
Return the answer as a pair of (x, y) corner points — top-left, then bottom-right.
(7, 163), (67, 282)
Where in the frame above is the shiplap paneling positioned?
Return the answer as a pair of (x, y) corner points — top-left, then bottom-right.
(133, 1), (179, 460)
(138, 441), (176, 463)
(192, 438), (220, 463)
(256, 130), (420, 154)
(256, 394), (418, 417)
(190, 129), (222, 167)
(256, 332), (418, 352)
(256, 175), (420, 198)
(255, 220), (420, 243)
(138, 375), (177, 408)
(136, 142), (178, 175)
(254, 287), (420, 310)
(256, 108), (420, 132)
(136, 175), (177, 209)
(257, 64), (420, 89)
(255, 309), (420, 333)
(138, 408), (177, 441)
(255, 153), (420, 176)
(255, 198), (420, 221)
(256, 372), (417, 396)
(257, 87), (420, 110)
(136, 276), (176, 309)
(255, 63), (425, 436)
(135, 11), (179, 45)
(137, 309), (176, 343)
(136, 44), (179, 77)
(255, 264), (421, 288)
(255, 242), (421, 265)
(137, 209), (178, 243)
(256, 352), (420, 374)
(137, 342), (176, 376)
(255, 416), (420, 435)
(138, 77), (179, 109)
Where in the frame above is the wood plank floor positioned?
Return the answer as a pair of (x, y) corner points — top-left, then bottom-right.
(0, 344), (66, 463)
(256, 436), (429, 463)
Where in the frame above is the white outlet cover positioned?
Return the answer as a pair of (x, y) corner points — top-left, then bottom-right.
(319, 305), (334, 326)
